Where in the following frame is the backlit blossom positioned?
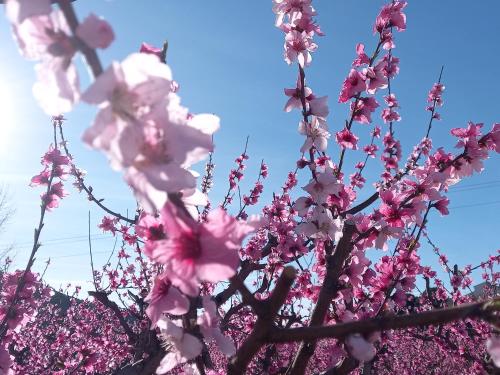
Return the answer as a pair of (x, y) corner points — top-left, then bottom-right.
(298, 116), (330, 152)
(156, 317), (202, 374)
(145, 275), (189, 327)
(82, 53), (218, 212)
(8, 9), (79, 114)
(76, 13), (114, 50)
(198, 297), (236, 356)
(284, 30), (317, 67)
(339, 69), (366, 103)
(143, 201), (255, 296)
(486, 336), (500, 367)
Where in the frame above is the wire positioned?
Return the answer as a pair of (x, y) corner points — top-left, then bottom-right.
(450, 200), (500, 210)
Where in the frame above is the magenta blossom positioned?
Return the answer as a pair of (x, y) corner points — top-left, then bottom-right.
(338, 69), (366, 103)
(336, 128), (359, 150)
(143, 201), (256, 296)
(139, 42), (163, 59)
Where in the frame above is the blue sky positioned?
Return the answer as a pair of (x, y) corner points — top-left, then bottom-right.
(0, 0), (498, 290)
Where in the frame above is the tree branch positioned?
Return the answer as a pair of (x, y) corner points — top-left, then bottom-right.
(269, 299), (499, 343)
(227, 266), (296, 375)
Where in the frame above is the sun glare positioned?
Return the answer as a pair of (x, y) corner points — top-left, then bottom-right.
(0, 79), (15, 155)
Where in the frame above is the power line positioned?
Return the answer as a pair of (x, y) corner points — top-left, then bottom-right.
(450, 200), (500, 210)
(449, 179), (500, 190)
(5, 235), (113, 252)
(0, 233), (110, 248)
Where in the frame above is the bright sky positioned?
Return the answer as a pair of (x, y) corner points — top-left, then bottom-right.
(0, 1), (498, 291)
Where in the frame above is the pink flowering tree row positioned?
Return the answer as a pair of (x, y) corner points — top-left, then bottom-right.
(0, 0), (499, 374)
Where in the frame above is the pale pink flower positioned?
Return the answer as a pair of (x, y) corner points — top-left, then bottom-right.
(76, 13), (114, 49)
(9, 10), (79, 114)
(156, 317), (202, 374)
(293, 196), (314, 217)
(145, 274), (189, 327)
(296, 206), (343, 242)
(309, 96), (329, 118)
(5, 0), (51, 24)
(273, 0), (316, 27)
(364, 62), (388, 95)
(82, 53), (218, 212)
(486, 336), (500, 367)
(198, 297), (236, 356)
(298, 116), (330, 152)
(284, 30), (317, 67)
(345, 334), (376, 363)
(144, 201), (255, 296)
(303, 166), (341, 203)
(284, 75), (313, 112)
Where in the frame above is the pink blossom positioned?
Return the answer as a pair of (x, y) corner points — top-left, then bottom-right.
(352, 43), (370, 67)
(364, 62), (388, 95)
(139, 42), (163, 59)
(284, 83), (312, 112)
(143, 201), (255, 296)
(486, 336), (500, 367)
(303, 166), (341, 203)
(374, 1), (407, 33)
(345, 334), (376, 362)
(273, 0), (316, 28)
(76, 13), (114, 49)
(381, 108), (401, 123)
(197, 297), (236, 356)
(351, 97), (379, 124)
(284, 30), (317, 67)
(336, 128), (359, 150)
(156, 317), (202, 374)
(433, 198), (449, 216)
(9, 10), (79, 115)
(82, 53), (218, 212)
(145, 275), (189, 327)
(338, 69), (366, 103)
(298, 116), (330, 152)
(5, 0), (51, 24)
(293, 196), (314, 216)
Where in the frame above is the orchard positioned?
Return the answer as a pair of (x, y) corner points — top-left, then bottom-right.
(0, 1), (499, 374)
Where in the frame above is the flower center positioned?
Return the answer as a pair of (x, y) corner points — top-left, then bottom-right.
(178, 233), (202, 260)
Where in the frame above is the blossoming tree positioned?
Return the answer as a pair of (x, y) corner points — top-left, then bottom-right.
(0, 0), (499, 374)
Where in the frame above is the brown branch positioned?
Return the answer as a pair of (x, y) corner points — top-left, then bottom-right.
(214, 236), (278, 306)
(268, 298), (499, 343)
(227, 267), (296, 375)
(56, 0), (103, 77)
(286, 221), (356, 375)
(57, 123), (137, 224)
(88, 290), (137, 343)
